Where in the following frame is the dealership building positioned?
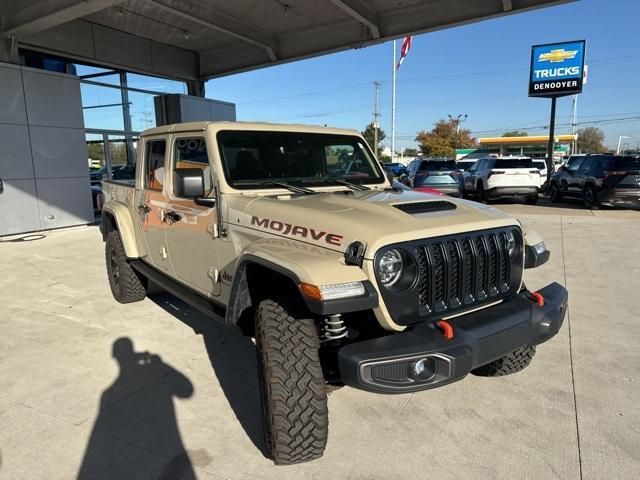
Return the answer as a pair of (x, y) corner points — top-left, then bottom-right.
(1, 0), (571, 236)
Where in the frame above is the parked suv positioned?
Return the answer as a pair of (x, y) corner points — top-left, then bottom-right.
(401, 158), (462, 196)
(464, 156), (541, 204)
(549, 154), (640, 209)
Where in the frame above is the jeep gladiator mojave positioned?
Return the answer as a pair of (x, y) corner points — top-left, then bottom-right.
(100, 121), (568, 465)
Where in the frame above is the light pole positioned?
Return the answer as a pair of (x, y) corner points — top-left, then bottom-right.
(448, 114), (468, 159)
(616, 136), (629, 154)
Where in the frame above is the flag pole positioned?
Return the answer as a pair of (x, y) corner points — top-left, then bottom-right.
(391, 40), (397, 162)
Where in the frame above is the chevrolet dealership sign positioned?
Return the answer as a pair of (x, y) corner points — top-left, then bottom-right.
(529, 40), (586, 97)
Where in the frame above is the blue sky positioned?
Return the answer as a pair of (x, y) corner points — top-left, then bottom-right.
(203, 0), (640, 151)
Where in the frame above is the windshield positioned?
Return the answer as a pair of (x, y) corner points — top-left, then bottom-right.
(456, 161), (476, 171)
(218, 131), (385, 189)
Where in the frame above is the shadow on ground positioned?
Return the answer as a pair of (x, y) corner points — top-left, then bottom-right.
(150, 292), (268, 459)
(78, 337), (197, 479)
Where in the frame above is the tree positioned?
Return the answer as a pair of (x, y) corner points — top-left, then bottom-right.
(577, 127), (606, 153)
(403, 148), (419, 157)
(415, 119), (476, 158)
(361, 122), (386, 154)
(503, 131), (528, 137)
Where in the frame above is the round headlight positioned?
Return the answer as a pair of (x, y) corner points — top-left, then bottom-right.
(378, 249), (403, 287)
(505, 231), (517, 257)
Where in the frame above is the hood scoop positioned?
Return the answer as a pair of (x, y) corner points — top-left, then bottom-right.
(393, 201), (457, 215)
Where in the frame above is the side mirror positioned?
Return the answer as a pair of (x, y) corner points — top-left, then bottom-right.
(174, 168), (204, 198)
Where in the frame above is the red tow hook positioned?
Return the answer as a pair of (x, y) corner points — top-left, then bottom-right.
(437, 320), (454, 340)
(530, 291), (545, 307)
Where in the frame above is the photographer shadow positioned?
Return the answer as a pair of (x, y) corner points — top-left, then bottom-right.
(78, 337), (198, 480)
(150, 292), (267, 458)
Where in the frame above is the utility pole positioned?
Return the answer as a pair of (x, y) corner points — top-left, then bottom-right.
(570, 94), (578, 155)
(448, 114), (468, 158)
(391, 40), (397, 162)
(372, 81), (382, 158)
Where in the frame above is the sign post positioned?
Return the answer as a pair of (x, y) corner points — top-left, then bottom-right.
(529, 40), (586, 187)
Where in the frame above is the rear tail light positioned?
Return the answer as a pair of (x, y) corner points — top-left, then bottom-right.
(603, 170), (627, 179)
(529, 170), (541, 175)
(488, 170), (505, 178)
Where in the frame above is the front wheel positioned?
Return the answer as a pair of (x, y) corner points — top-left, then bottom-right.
(583, 185), (600, 210)
(471, 344), (536, 377)
(255, 299), (328, 465)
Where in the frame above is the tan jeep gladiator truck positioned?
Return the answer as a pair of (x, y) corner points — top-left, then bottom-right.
(100, 121), (568, 465)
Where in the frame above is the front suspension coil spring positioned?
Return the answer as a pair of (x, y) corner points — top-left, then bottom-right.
(321, 314), (348, 343)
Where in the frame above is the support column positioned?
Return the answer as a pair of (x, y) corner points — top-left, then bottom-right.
(0, 35), (19, 63)
(187, 79), (206, 97)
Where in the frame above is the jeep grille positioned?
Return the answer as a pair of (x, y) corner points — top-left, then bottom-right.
(375, 227), (523, 326)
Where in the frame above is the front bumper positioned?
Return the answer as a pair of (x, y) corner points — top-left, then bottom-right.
(487, 186), (539, 198)
(338, 282), (568, 394)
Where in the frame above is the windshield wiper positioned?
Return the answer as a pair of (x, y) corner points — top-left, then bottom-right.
(314, 177), (371, 190)
(265, 181), (317, 195)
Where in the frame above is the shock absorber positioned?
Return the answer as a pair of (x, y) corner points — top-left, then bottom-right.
(321, 314), (348, 343)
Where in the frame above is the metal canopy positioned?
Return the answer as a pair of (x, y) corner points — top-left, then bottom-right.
(1, 0), (574, 82)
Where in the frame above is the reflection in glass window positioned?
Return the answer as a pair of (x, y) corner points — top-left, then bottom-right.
(145, 141), (166, 191)
(80, 83), (125, 131)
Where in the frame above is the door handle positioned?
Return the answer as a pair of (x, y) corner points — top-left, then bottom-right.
(164, 210), (182, 224)
(138, 204), (151, 214)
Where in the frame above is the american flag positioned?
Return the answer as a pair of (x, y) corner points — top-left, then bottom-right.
(396, 36), (413, 70)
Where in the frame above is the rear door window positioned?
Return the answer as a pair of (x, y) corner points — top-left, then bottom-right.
(144, 140), (166, 191)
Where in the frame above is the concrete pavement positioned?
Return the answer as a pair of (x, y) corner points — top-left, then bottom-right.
(0, 208), (638, 479)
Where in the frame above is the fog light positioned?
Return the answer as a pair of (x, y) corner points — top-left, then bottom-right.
(411, 357), (436, 381)
(532, 241), (546, 254)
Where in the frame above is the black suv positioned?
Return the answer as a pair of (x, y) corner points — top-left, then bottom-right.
(549, 154), (640, 209)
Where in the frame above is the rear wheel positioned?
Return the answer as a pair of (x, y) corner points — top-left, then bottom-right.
(549, 182), (562, 203)
(583, 185), (600, 210)
(255, 299), (328, 465)
(471, 344), (536, 377)
(105, 230), (147, 303)
(524, 194), (539, 205)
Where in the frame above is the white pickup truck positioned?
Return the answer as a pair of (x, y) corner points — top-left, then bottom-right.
(464, 156), (541, 204)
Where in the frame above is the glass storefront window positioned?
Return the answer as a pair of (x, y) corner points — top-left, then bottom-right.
(128, 90), (157, 131)
(80, 83), (125, 131)
(127, 73), (187, 94)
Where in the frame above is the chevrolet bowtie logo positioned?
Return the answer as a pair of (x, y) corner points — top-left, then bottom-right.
(538, 49), (579, 63)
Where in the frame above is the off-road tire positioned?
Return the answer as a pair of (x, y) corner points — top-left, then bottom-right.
(105, 230), (147, 303)
(549, 182), (562, 203)
(583, 185), (600, 210)
(471, 344), (536, 377)
(255, 299), (328, 465)
(524, 194), (539, 205)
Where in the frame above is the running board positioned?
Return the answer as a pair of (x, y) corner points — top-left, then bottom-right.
(131, 260), (226, 322)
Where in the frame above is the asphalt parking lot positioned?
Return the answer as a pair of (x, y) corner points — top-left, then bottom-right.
(1, 203), (639, 480)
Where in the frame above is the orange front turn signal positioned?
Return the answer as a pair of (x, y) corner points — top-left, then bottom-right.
(299, 283), (323, 302)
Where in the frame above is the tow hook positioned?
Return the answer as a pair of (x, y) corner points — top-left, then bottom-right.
(528, 291), (545, 307)
(436, 320), (454, 340)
